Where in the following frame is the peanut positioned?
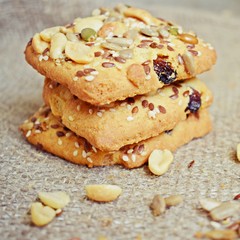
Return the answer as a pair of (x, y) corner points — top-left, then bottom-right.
(38, 191), (70, 209)
(49, 33), (67, 59)
(165, 195), (183, 207)
(31, 202), (56, 227)
(199, 198), (221, 212)
(150, 195), (166, 216)
(123, 7), (159, 25)
(85, 184), (122, 202)
(32, 33), (49, 54)
(65, 41), (94, 63)
(148, 149), (174, 176)
(40, 26), (61, 42)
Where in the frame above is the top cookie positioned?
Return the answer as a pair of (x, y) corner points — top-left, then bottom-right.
(25, 4), (216, 106)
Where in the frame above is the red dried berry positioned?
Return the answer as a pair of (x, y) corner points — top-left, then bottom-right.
(187, 89), (201, 113)
(153, 57), (177, 84)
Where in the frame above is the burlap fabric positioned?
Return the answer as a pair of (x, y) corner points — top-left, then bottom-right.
(0, 1), (239, 239)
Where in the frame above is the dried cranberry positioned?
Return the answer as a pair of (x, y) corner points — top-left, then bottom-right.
(187, 89), (201, 113)
(153, 57), (177, 84)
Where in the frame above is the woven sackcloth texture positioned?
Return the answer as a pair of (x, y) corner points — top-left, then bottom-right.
(0, 0), (239, 239)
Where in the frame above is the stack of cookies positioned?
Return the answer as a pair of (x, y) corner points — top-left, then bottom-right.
(20, 5), (216, 169)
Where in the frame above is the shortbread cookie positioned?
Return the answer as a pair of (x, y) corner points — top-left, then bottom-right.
(19, 106), (212, 169)
(43, 77), (213, 151)
(25, 5), (216, 106)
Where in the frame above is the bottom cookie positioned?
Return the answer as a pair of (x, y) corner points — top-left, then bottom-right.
(19, 106), (212, 169)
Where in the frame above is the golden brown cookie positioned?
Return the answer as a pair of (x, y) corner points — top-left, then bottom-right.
(19, 106), (212, 169)
(25, 5), (216, 106)
(43, 77), (213, 151)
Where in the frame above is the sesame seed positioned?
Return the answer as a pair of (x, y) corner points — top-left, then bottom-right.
(92, 146), (97, 153)
(82, 150), (87, 158)
(75, 142), (80, 148)
(148, 111), (156, 119)
(35, 130), (41, 134)
(86, 152), (92, 157)
(58, 138), (63, 145)
(85, 75), (95, 81)
(43, 55), (49, 61)
(127, 149), (134, 154)
(115, 64), (123, 70)
(178, 99), (183, 106)
(38, 55), (43, 62)
(131, 154), (136, 162)
(90, 71), (99, 75)
(49, 84), (53, 89)
(178, 54), (184, 65)
(77, 105), (81, 111)
(73, 76), (79, 81)
(89, 109), (93, 114)
(87, 157), (93, 163)
(122, 155), (129, 161)
(140, 151), (147, 156)
(83, 65), (90, 69)
(68, 116), (74, 121)
(97, 111), (103, 117)
(127, 104), (131, 110)
(26, 130), (31, 138)
(145, 75), (151, 80)
(73, 150), (78, 157)
(109, 108), (116, 112)
(127, 116), (134, 121)
(65, 132), (72, 138)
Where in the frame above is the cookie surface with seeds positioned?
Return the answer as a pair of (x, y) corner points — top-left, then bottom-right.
(43, 77), (213, 151)
(20, 106), (212, 169)
(25, 5), (216, 106)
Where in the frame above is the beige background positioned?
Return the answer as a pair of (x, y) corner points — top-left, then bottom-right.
(0, 0), (239, 239)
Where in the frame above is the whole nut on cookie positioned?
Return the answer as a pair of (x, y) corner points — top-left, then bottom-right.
(32, 33), (50, 54)
(66, 32), (79, 42)
(123, 7), (159, 25)
(85, 184), (122, 202)
(40, 26), (61, 42)
(49, 33), (67, 59)
(98, 22), (127, 38)
(74, 17), (104, 33)
(65, 41), (94, 63)
(182, 52), (195, 75)
(178, 33), (198, 45)
(38, 191), (70, 209)
(148, 149), (174, 176)
(31, 202), (56, 227)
